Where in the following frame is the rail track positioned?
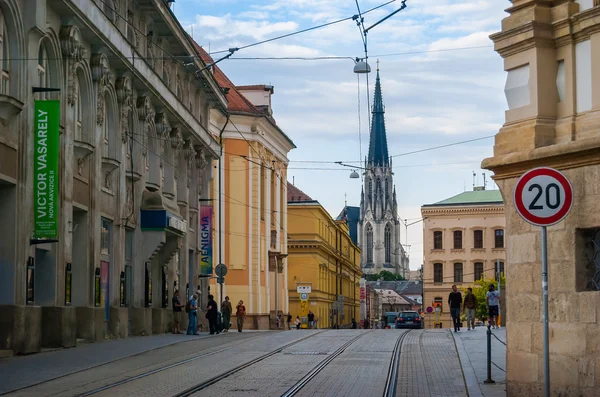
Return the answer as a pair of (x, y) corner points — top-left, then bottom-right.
(75, 332), (277, 397)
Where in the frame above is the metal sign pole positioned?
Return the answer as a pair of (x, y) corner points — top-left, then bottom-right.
(541, 226), (549, 397)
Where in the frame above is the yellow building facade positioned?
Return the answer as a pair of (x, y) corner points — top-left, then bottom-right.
(287, 188), (362, 328)
(421, 188), (506, 329)
(197, 46), (295, 329)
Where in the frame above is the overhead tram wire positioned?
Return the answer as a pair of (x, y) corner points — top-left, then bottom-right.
(208, 0), (399, 55)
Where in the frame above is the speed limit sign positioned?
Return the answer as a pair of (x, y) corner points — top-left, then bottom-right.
(514, 166), (573, 397)
(514, 167), (573, 227)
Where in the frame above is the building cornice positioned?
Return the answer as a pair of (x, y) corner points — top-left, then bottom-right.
(490, 21), (554, 58)
(421, 205), (505, 217)
(482, 134), (600, 180)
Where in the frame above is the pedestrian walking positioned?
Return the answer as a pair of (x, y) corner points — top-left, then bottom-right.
(307, 311), (314, 329)
(287, 313), (292, 330)
(186, 294), (198, 335)
(486, 284), (501, 329)
(351, 318), (357, 329)
(276, 313), (282, 329)
(448, 284), (462, 332)
(463, 287), (477, 330)
(172, 290), (184, 334)
(295, 316), (301, 329)
(221, 296), (232, 332)
(206, 294), (220, 335)
(235, 300), (246, 332)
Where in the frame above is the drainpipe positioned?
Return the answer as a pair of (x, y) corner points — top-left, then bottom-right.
(217, 114), (229, 310)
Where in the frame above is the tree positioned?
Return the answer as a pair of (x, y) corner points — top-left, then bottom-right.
(364, 271), (405, 281)
(461, 275), (505, 322)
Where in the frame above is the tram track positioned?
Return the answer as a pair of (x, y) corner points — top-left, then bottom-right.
(281, 330), (410, 397)
(172, 330), (328, 397)
(74, 332), (277, 397)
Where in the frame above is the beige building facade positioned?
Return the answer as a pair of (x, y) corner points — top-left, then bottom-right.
(421, 189), (505, 329)
(484, 1), (600, 395)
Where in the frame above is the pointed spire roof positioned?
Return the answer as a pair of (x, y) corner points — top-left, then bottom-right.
(367, 65), (390, 167)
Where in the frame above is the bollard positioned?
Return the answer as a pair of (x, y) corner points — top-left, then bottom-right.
(484, 324), (495, 384)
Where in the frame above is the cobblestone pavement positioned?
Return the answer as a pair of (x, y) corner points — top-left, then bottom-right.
(3, 329), (473, 397)
(397, 330), (468, 397)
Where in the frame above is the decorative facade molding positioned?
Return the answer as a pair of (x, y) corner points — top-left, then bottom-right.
(136, 96), (154, 157)
(91, 53), (112, 126)
(185, 140), (196, 188)
(116, 76), (132, 144)
(59, 25), (85, 107)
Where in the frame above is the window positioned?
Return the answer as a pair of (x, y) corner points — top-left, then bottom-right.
(368, 179), (372, 203)
(366, 224), (373, 263)
(454, 263), (463, 283)
(384, 224), (392, 263)
(495, 229), (504, 248)
(433, 263), (443, 283)
(74, 79), (82, 141)
(101, 219), (111, 256)
(453, 230), (463, 249)
(474, 230), (483, 249)
(494, 261), (505, 281)
(474, 262), (484, 281)
(0, 11), (9, 95)
(260, 166), (265, 221)
(38, 45), (49, 98)
(433, 231), (443, 250)
(385, 177), (389, 202)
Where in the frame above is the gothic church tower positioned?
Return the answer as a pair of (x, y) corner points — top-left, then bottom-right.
(358, 67), (408, 277)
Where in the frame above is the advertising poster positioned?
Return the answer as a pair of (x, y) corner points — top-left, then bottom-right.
(199, 206), (213, 276)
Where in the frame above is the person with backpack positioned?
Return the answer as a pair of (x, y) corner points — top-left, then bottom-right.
(236, 300), (246, 332)
(206, 294), (219, 335)
(186, 294), (198, 335)
(172, 290), (184, 334)
(221, 296), (232, 332)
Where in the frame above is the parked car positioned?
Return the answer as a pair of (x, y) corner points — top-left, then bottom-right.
(384, 312), (399, 329)
(396, 311), (423, 329)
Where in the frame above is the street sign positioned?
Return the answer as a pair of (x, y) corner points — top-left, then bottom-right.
(300, 293), (308, 300)
(514, 167), (573, 227)
(216, 276), (224, 284)
(215, 263), (228, 277)
(426, 306), (433, 313)
(514, 167), (573, 397)
(297, 285), (312, 293)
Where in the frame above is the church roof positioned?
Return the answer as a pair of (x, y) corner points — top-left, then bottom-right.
(287, 182), (313, 202)
(336, 206), (360, 245)
(367, 69), (390, 167)
(423, 189), (504, 207)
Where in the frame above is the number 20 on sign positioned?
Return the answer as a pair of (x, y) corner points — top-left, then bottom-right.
(514, 167), (573, 397)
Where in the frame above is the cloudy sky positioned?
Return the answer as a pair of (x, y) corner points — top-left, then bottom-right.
(174, 0), (508, 270)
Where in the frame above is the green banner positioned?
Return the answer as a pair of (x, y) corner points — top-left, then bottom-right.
(33, 100), (60, 239)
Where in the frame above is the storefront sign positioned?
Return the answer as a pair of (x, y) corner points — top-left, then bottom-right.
(33, 100), (60, 239)
(199, 206), (213, 276)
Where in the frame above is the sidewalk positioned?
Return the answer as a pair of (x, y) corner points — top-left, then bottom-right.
(453, 325), (507, 397)
(0, 332), (213, 394)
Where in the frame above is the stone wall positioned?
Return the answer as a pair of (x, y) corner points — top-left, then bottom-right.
(496, 166), (600, 396)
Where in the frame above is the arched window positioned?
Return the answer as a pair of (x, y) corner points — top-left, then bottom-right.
(102, 93), (109, 158)
(366, 223), (373, 263)
(0, 9), (9, 95)
(38, 44), (50, 98)
(384, 224), (392, 263)
(74, 78), (82, 141)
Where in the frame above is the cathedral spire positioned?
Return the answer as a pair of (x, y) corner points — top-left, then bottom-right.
(367, 63), (390, 167)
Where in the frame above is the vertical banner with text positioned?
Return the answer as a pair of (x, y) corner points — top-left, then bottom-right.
(359, 278), (366, 328)
(199, 206), (213, 276)
(34, 100), (60, 239)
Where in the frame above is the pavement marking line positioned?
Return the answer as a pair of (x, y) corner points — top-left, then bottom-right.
(383, 330), (411, 397)
(69, 332), (274, 397)
(280, 331), (372, 397)
(173, 330), (329, 397)
(452, 331), (482, 397)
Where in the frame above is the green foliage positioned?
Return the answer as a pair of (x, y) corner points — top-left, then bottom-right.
(460, 275), (505, 321)
(364, 271), (406, 281)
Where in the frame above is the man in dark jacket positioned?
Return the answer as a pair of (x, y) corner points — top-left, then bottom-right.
(206, 294), (219, 335)
(448, 285), (463, 332)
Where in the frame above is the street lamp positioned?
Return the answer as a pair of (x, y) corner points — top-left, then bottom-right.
(353, 58), (371, 74)
(335, 161), (367, 179)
